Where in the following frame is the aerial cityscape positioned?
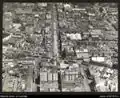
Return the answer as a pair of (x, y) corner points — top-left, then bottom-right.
(2, 3), (118, 92)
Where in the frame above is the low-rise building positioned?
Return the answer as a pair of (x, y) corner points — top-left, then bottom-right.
(38, 3), (47, 7)
(75, 48), (89, 61)
(64, 4), (72, 11)
(63, 70), (79, 82)
(40, 71), (58, 82)
(91, 57), (105, 62)
(66, 33), (82, 40)
(90, 29), (102, 38)
(15, 8), (33, 14)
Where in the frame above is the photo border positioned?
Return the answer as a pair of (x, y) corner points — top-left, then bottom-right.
(0, 0), (119, 96)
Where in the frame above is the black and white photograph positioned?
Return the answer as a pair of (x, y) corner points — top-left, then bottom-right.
(2, 3), (118, 92)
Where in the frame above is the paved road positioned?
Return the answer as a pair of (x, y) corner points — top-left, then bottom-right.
(26, 65), (35, 92)
(2, 75), (13, 92)
(80, 65), (91, 91)
(52, 4), (59, 59)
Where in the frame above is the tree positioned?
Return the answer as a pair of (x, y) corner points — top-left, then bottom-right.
(12, 17), (21, 23)
(26, 36), (35, 44)
(73, 47), (76, 57)
(99, 7), (104, 13)
(61, 48), (67, 59)
(58, 71), (62, 92)
(19, 25), (25, 31)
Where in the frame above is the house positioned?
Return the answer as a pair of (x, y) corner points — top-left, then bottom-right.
(3, 45), (8, 53)
(4, 12), (12, 16)
(106, 60), (113, 67)
(18, 59), (34, 65)
(12, 23), (21, 31)
(15, 8), (33, 14)
(104, 31), (118, 40)
(77, 52), (89, 59)
(3, 33), (12, 43)
(8, 62), (15, 68)
(3, 19), (12, 30)
(38, 3), (47, 7)
(45, 26), (50, 33)
(64, 4), (72, 10)
(83, 32), (89, 39)
(46, 14), (52, 19)
(25, 26), (34, 34)
(106, 68), (113, 74)
(12, 34), (22, 38)
(66, 33), (82, 40)
(60, 61), (69, 69)
(69, 63), (79, 69)
(75, 48), (89, 61)
(63, 70), (79, 82)
(72, 8), (86, 11)
(87, 8), (96, 16)
(104, 31), (118, 35)
(88, 13), (95, 16)
(66, 46), (74, 53)
(34, 14), (39, 17)
(90, 29), (102, 37)
(108, 8), (118, 15)
(111, 12), (118, 15)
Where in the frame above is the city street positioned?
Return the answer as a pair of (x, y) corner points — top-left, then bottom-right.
(26, 65), (34, 91)
(52, 4), (59, 58)
(80, 65), (91, 91)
